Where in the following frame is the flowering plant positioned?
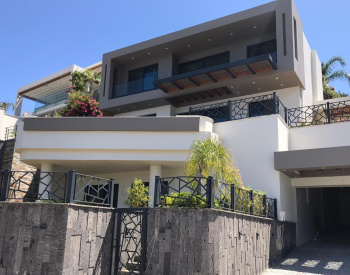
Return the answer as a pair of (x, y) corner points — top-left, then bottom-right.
(61, 87), (102, 117)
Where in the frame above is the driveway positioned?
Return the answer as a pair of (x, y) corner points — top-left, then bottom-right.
(263, 233), (350, 275)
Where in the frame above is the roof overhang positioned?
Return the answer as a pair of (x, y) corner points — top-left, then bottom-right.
(154, 54), (277, 93)
(275, 146), (350, 178)
(17, 62), (102, 101)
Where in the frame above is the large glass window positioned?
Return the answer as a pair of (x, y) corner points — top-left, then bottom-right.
(247, 40), (277, 63)
(128, 64), (158, 93)
(179, 52), (230, 74)
(112, 64), (158, 98)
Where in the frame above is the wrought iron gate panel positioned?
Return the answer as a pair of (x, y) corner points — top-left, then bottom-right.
(115, 208), (148, 275)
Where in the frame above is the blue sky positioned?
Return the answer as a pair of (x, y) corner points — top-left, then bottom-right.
(1, 0), (350, 115)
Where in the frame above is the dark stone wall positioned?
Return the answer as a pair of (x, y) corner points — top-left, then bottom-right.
(146, 208), (296, 275)
(0, 203), (114, 275)
(0, 205), (295, 275)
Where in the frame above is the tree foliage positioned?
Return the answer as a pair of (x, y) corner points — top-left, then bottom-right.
(124, 178), (151, 207)
(71, 70), (101, 93)
(60, 69), (102, 117)
(0, 102), (14, 112)
(61, 90), (102, 117)
(322, 56), (350, 99)
(185, 137), (242, 187)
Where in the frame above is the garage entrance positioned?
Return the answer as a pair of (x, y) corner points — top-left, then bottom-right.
(296, 187), (350, 246)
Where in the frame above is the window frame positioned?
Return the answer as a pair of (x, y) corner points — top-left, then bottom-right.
(178, 51), (230, 75)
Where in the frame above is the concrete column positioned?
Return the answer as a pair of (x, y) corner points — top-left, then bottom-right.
(39, 163), (53, 200)
(14, 95), (23, 117)
(149, 164), (162, 207)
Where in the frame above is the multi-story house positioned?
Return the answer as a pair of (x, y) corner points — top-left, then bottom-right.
(13, 0), (350, 247)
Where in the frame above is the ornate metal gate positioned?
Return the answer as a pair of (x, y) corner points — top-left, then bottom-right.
(115, 208), (148, 275)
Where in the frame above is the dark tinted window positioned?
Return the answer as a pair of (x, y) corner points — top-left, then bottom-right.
(179, 52), (230, 74)
(128, 64), (158, 93)
(247, 40), (277, 63)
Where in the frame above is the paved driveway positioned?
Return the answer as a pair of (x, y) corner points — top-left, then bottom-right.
(263, 233), (350, 275)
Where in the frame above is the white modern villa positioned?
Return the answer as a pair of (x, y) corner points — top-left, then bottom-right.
(7, 0), (350, 247)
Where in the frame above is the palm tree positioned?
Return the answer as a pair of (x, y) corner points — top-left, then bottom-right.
(0, 102), (14, 112)
(185, 137), (242, 191)
(322, 56), (350, 99)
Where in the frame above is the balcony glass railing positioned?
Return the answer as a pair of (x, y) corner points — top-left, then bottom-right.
(112, 75), (158, 98)
(34, 89), (69, 114)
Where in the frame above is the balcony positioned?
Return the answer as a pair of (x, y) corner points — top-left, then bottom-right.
(188, 93), (350, 128)
(34, 89), (69, 114)
(154, 54), (277, 93)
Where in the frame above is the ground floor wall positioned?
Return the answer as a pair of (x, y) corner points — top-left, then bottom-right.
(0, 203), (114, 275)
(146, 208), (296, 275)
(0, 203), (296, 275)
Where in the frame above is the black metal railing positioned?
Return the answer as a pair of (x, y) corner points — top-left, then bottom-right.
(154, 176), (277, 219)
(4, 125), (17, 141)
(73, 172), (114, 207)
(0, 169), (114, 207)
(189, 93), (282, 123)
(189, 93), (350, 128)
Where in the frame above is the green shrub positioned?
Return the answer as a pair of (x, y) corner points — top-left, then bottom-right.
(161, 192), (207, 208)
(125, 178), (151, 208)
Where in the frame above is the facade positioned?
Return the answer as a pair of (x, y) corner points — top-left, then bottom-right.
(12, 0), (350, 247)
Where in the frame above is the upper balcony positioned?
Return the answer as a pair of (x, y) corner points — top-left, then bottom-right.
(154, 54), (277, 93)
(100, 0), (306, 114)
(17, 63), (102, 116)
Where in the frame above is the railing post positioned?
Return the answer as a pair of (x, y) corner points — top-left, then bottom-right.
(250, 190), (254, 215)
(109, 178), (115, 208)
(227, 100), (232, 121)
(263, 195), (267, 217)
(66, 170), (76, 203)
(327, 102), (331, 124)
(272, 92), (278, 114)
(284, 107), (288, 124)
(230, 184), (235, 212)
(189, 107), (193, 116)
(206, 176), (214, 208)
(154, 176), (160, 207)
(0, 169), (11, 201)
(274, 198), (278, 219)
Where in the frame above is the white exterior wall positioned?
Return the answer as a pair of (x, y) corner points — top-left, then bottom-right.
(0, 109), (19, 140)
(289, 122), (350, 150)
(301, 34), (314, 108)
(213, 114), (294, 222)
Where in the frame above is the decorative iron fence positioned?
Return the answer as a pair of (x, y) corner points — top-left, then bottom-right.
(4, 125), (17, 141)
(73, 173), (114, 207)
(189, 93), (285, 124)
(154, 176), (277, 219)
(0, 169), (114, 207)
(287, 103), (328, 127)
(189, 93), (350, 128)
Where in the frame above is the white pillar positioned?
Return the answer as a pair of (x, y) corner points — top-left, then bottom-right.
(39, 163), (53, 200)
(149, 164), (162, 207)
